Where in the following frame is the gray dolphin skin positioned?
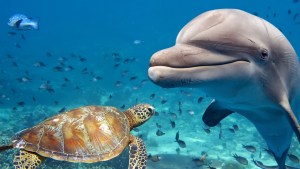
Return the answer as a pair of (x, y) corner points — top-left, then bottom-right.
(148, 9), (300, 168)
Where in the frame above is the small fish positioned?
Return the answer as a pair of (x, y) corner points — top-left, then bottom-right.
(46, 52), (52, 57)
(53, 66), (64, 72)
(92, 76), (102, 82)
(114, 63), (120, 68)
(63, 77), (70, 82)
(15, 43), (21, 48)
(203, 126), (211, 134)
(32, 96), (36, 102)
(156, 129), (165, 136)
(120, 105), (125, 109)
(79, 57), (86, 62)
(17, 101), (25, 107)
(175, 131), (186, 148)
(109, 94), (112, 100)
(233, 124), (239, 131)
(34, 61), (46, 67)
(170, 120), (175, 128)
(8, 31), (17, 36)
(287, 153), (300, 163)
(219, 128), (222, 139)
(58, 107), (66, 113)
(156, 123), (162, 128)
(242, 144), (256, 153)
(124, 58), (130, 63)
(39, 83), (55, 93)
(133, 40), (143, 45)
(232, 153), (248, 165)
(133, 128), (139, 132)
(228, 128), (236, 133)
(21, 34), (25, 40)
(17, 77), (31, 83)
(178, 108), (182, 115)
(12, 61), (18, 67)
(130, 76), (138, 81)
(150, 93), (155, 99)
(54, 101), (59, 105)
(161, 99), (168, 104)
(148, 154), (161, 162)
(197, 97), (204, 104)
(187, 110), (194, 115)
(293, 13), (299, 21)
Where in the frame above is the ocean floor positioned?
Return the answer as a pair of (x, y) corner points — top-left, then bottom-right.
(0, 98), (299, 169)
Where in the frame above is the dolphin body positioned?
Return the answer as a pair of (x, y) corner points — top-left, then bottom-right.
(148, 9), (300, 168)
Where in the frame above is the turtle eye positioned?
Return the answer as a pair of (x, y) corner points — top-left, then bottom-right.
(147, 107), (154, 115)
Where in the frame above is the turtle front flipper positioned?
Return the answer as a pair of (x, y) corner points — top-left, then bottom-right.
(14, 150), (45, 169)
(128, 135), (147, 169)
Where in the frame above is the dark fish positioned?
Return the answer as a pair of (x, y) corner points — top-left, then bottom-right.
(219, 128), (222, 139)
(70, 53), (77, 58)
(46, 52), (52, 57)
(32, 96), (36, 102)
(53, 66), (64, 72)
(58, 107), (66, 113)
(170, 120), (175, 128)
(229, 128), (235, 133)
(63, 77), (70, 82)
(65, 65), (74, 71)
(7, 54), (13, 59)
(112, 52), (120, 57)
(203, 126), (211, 134)
(17, 77), (31, 83)
(21, 34), (25, 40)
(114, 63), (120, 68)
(233, 124), (239, 131)
(39, 83), (55, 93)
(178, 108), (182, 115)
(120, 105), (125, 109)
(148, 154), (161, 162)
(140, 79), (148, 85)
(133, 128), (139, 132)
(273, 13), (276, 18)
(161, 99), (167, 104)
(82, 68), (88, 74)
(242, 144), (256, 153)
(15, 43), (21, 48)
(8, 32), (17, 36)
(130, 76), (138, 81)
(34, 61), (46, 67)
(197, 97), (204, 104)
(12, 61), (18, 67)
(54, 101), (59, 105)
(79, 57), (86, 62)
(288, 9), (292, 15)
(175, 131), (186, 148)
(293, 13), (299, 21)
(287, 153), (300, 163)
(294, 0), (299, 3)
(109, 94), (112, 100)
(232, 153), (248, 165)
(17, 101), (25, 107)
(92, 76), (102, 82)
(156, 123), (162, 128)
(150, 93), (155, 99)
(124, 58), (130, 63)
(156, 129), (165, 136)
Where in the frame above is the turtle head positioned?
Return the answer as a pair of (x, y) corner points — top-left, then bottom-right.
(124, 104), (155, 129)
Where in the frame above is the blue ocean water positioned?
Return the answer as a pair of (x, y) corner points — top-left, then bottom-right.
(1, 0), (300, 168)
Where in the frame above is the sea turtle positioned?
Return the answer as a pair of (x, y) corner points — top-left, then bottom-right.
(0, 103), (155, 169)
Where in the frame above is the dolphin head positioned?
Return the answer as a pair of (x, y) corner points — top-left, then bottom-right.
(148, 9), (298, 102)
(148, 9), (300, 167)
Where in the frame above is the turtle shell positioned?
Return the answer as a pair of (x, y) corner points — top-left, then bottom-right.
(12, 106), (130, 163)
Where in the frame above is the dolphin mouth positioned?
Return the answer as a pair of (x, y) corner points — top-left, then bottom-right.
(148, 44), (250, 87)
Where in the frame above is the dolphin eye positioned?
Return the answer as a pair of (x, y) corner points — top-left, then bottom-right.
(260, 48), (268, 61)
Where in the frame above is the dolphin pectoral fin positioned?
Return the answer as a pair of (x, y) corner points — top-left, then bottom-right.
(279, 98), (300, 143)
(202, 100), (234, 127)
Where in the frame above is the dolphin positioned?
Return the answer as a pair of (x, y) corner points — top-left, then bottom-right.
(148, 9), (300, 168)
